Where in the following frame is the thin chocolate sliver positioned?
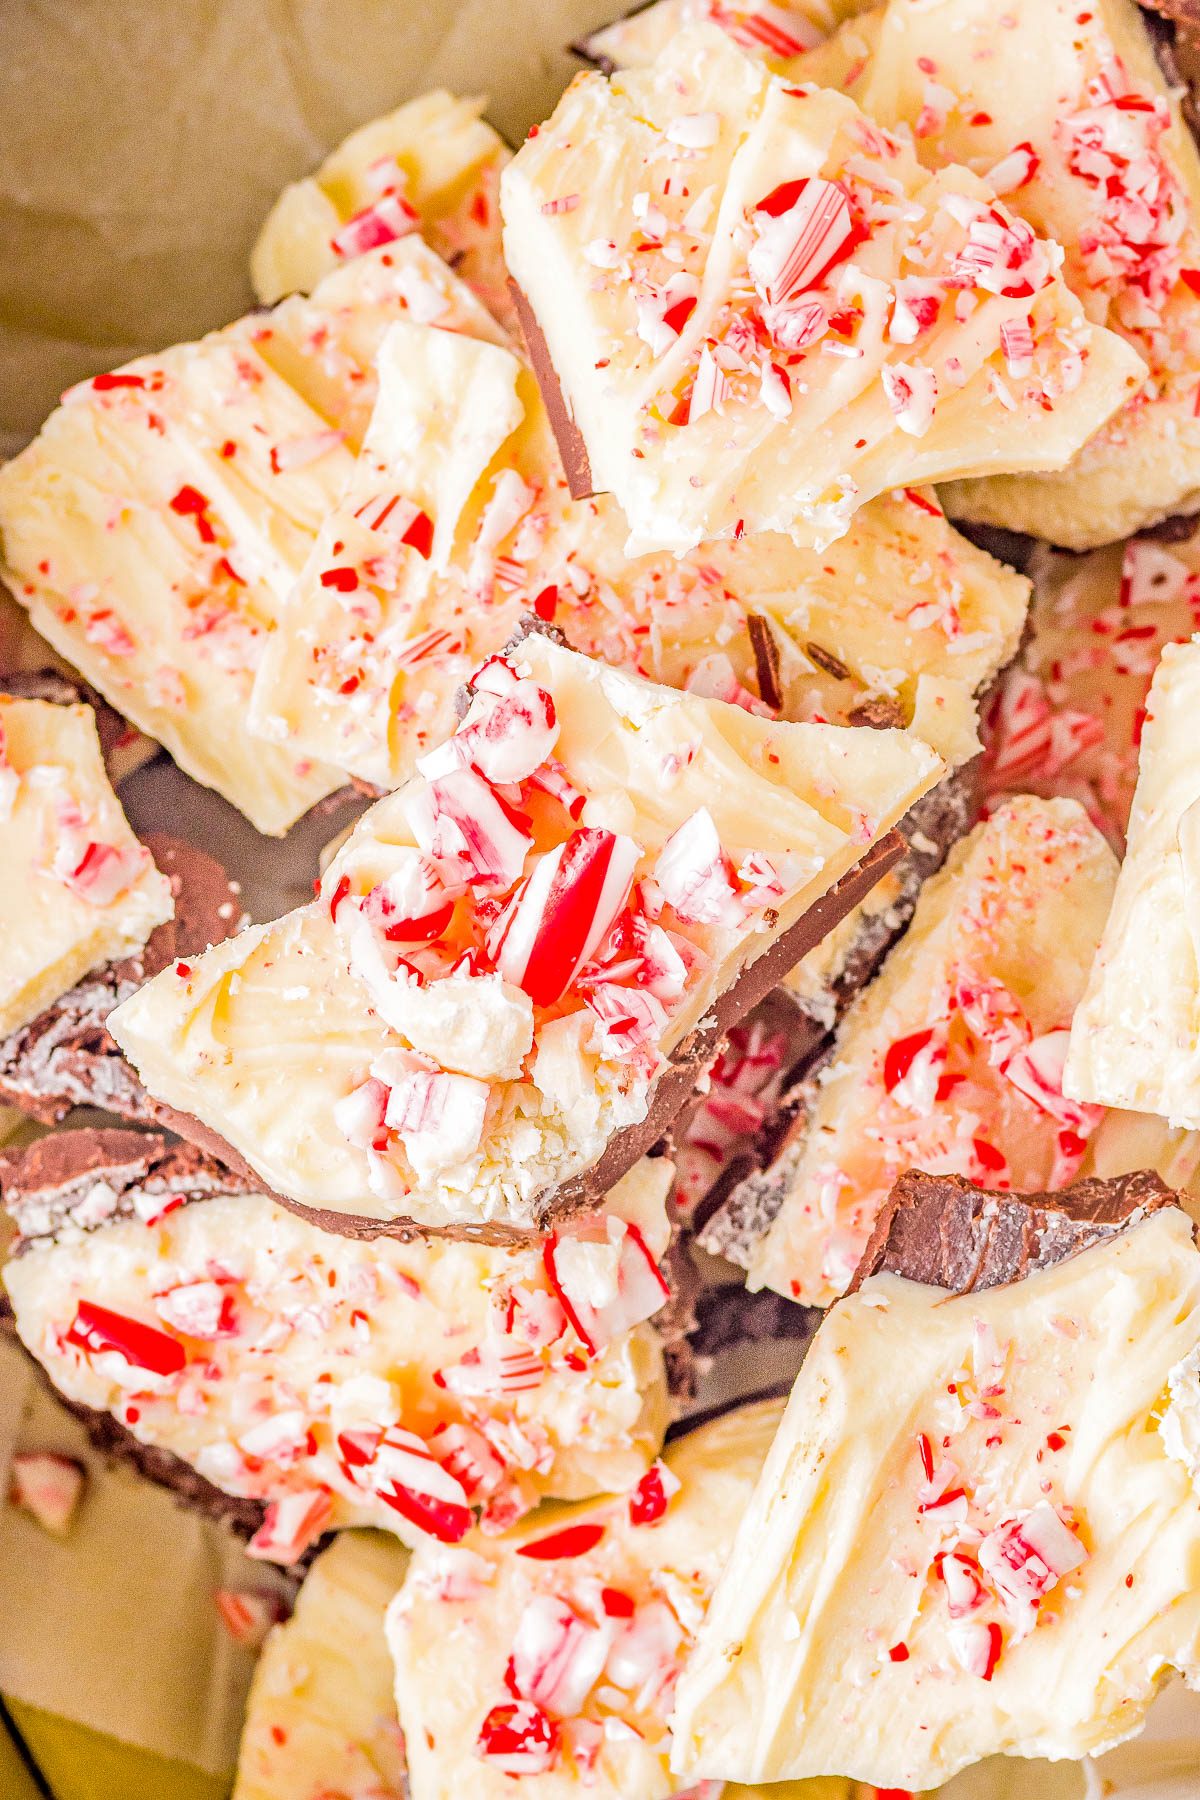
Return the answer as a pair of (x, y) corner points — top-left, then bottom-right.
(847, 1167), (1180, 1297)
(508, 280), (596, 500)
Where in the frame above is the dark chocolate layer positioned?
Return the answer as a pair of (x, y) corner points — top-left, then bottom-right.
(847, 1167), (1180, 1297)
(509, 281), (595, 500)
(0, 836), (246, 1126)
(0, 1126), (253, 1241)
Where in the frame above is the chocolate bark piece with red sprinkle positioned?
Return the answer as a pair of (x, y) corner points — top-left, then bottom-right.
(0, 667), (155, 784)
(0, 835), (246, 1125)
(847, 1166), (1179, 1296)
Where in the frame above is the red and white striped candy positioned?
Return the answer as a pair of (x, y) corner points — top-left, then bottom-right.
(214, 1589), (284, 1649)
(384, 1066), (490, 1177)
(358, 850), (457, 945)
(154, 1280), (234, 1340)
(511, 1595), (613, 1717)
(436, 1339), (545, 1398)
(9, 1453), (85, 1536)
(544, 1220), (670, 1356)
(999, 315), (1035, 380)
(987, 669), (1054, 779)
(883, 1027), (946, 1114)
(749, 178), (860, 309)
(948, 1619), (1003, 1681)
(408, 765), (533, 890)
(889, 277), (943, 344)
(604, 1598), (684, 1707)
(493, 827), (641, 1009)
(986, 141), (1040, 196)
(456, 678), (559, 785)
(684, 652), (773, 716)
(428, 1421), (507, 1500)
(978, 1504), (1085, 1623)
(66, 1300), (186, 1377)
(1003, 1028), (1103, 1134)
(333, 1076), (390, 1153)
(716, 0), (821, 55)
(881, 361), (938, 436)
(946, 200), (1051, 299)
(584, 981), (668, 1055)
(476, 1701), (560, 1775)
(52, 833), (147, 906)
(527, 758), (586, 821)
(764, 297), (828, 353)
(628, 914), (689, 1002)
(651, 808), (746, 928)
(940, 1551), (987, 1619)
(246, 1489), (333, 1564)
(330, 192), (419, 259)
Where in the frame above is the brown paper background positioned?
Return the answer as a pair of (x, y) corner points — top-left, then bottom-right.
(0, 0), (619, 455)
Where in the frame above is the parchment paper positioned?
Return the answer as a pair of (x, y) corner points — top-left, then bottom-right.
(0, 0), (619, 455)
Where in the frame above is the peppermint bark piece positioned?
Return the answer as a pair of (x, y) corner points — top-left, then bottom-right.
(387, 1398), (788, 1797)
(250, 89), (511, 326)
(249, 276), (1026, 789)
(671, 1176), (1200, 1789)
(500, 29), (1144, 556)
(982, 532), (1200, 851)
(811, 0), (1200, 549)
(736, 794), (1200, 1305)
(110, 635), (939, 1236)
(1067, 637), (1200, 1128)
(0, 240), (503, 834)
(1, 1131), (671, 1562)
(0, 834), (246, 1125)
(0, 694), (172, 1040)
(576, 0), (874, 74)
(233, 1530), (410, 1800)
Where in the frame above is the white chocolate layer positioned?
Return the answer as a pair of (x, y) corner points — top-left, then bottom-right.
(748, 795), (1199, 1304)
(501, 28), (1143, 555)
(250, 89), (511, 327)
(1067, 638), (1200, 1129)
(387, 1399), (786, 1797)
(582, 0), (875, 73)
(3, 1186), (668, 1546)
(0, 695), (173, 1038)
(673, 1207), (1200, 1789)
(0, 240), (502, 834)
(111, 637), (939, 1231)
(233, 1530), (409, 1800)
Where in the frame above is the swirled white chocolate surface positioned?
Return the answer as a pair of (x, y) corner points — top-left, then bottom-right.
(501, 27), (1143, 555)
(672, 1205), (1200, 1790)
(0, 694), (172, 1038)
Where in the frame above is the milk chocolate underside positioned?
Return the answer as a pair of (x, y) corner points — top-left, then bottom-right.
(848, 1167), (1179, 1296)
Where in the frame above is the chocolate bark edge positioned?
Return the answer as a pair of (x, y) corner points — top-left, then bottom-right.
(846, 1168), (1181, 1298)
(149, 832), (905, 1246)
(569, 0), (661, 72)
(0, 835), (247, 1127)
(508, 281), (596, 500)
(0, 1127), (255, 1241)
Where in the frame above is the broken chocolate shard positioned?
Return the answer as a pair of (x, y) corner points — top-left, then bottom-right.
(848, 696), (907, 731)
(0, 1126), (252, 1241)
(688, 1281), (819, 1360)
(847, 1167), (1180, 1297)
(0, 836), (246, 1126)
(804, 641), (852, 682)
(508, 279), (595, 500)
(746, 612), (784, 713)
(148, 832), (906, 1246)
